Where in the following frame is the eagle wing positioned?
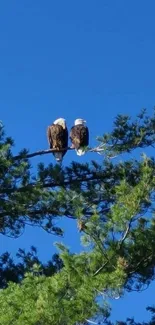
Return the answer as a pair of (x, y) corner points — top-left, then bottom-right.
(47, 126), (52, 147)
(80, 126), (89, 146)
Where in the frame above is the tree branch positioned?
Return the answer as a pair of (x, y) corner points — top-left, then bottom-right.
(118, 218), (134, 249)
(0, 208), (76, 220)
(13, 147), (73, 160)
(93, 261), (109, 277)
(128, 254), (153, 275)
(12, 146), (106, 160)
(0, 173), (108, 194)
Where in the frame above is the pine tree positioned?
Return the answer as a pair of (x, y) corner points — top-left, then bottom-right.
(0, 247), (63, 289)
(1, 109), (155, 324)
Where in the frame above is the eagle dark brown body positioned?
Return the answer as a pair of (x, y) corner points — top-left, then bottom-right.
(70, 120), (89, 155)
(47, 118), (68, 162)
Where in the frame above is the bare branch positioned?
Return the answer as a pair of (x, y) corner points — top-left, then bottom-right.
(118, 217), (134, 249)
(13, 147), (73, 160)
(119, 224), (130, 247)
(12, 145), (107, 161)
(93, 261), (108, 277)
(85, 319), (98, 324)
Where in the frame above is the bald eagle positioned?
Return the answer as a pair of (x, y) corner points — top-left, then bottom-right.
(70, 118), (89, 155)
(47, 118), (68, 162)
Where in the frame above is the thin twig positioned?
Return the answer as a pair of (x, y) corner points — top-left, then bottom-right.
(85, 320), (98, 324)
(93, 261), (108, 277)
(118, 217), (134, 249)
(128, 254), (152, 275)
(127, 284), (149, 292)
(119, 225), (130, 247)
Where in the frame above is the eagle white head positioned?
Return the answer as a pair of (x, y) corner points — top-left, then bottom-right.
(74, 118), (86, 126)
(53, 118), (66, 129)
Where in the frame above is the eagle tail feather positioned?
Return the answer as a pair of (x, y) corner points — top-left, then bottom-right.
(54, 152), (63, 162)
(76, 148), (86, 156)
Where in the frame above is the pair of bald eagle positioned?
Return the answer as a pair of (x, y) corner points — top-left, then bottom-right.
(47, 118), (89, 162)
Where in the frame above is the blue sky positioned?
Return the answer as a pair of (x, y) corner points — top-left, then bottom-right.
(1, 0), (155, 322)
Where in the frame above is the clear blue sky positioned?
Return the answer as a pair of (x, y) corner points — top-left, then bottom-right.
(1, 0), (155, 322)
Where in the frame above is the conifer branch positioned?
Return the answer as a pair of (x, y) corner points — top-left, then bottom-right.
(128, 254), (153, 275)
(0, 173), (106, 194)
(0, 209), (76, 220)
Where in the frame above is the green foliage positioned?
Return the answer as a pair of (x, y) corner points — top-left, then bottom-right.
(1, 110), (155, 323)
(0, 246), (63, 289)
(0, 246), (123, 325)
